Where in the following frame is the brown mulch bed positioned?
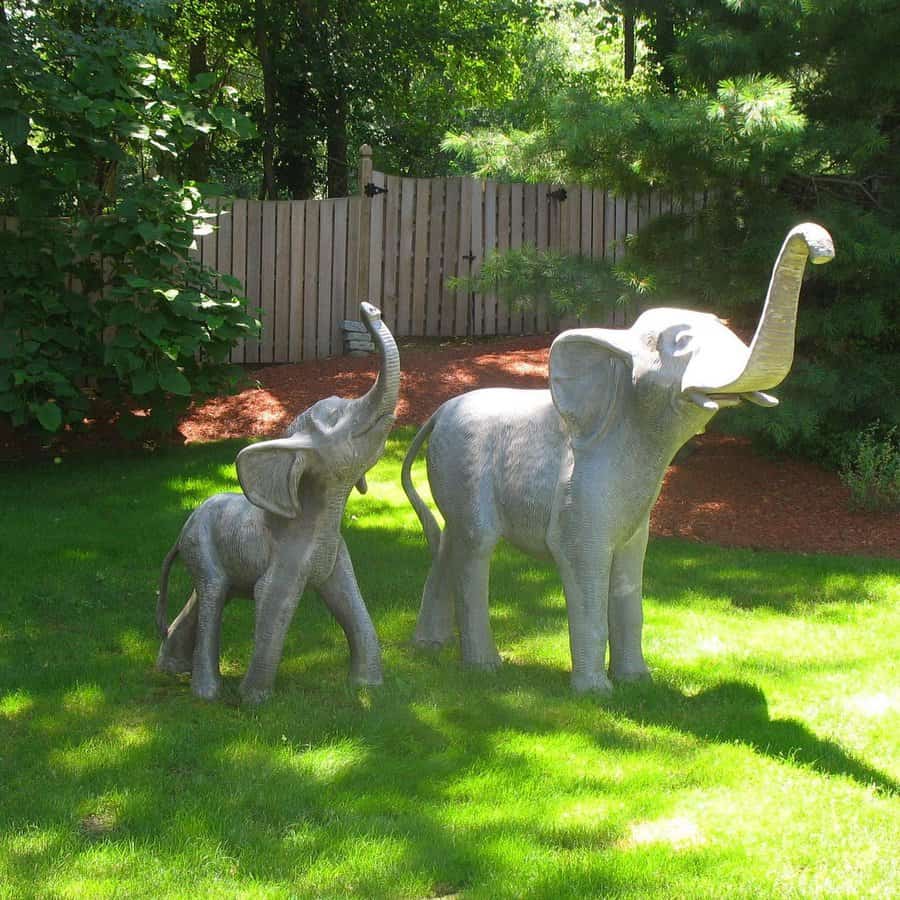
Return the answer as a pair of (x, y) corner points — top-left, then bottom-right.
(180, 336), (899, 560)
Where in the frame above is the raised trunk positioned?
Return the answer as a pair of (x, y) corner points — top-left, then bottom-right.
(353, 303), (401, 427)
(686, 223), (834, 394)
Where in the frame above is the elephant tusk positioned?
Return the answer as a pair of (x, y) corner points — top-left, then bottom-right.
(742, 390), (779, 407)
(687, 391), (719, 411)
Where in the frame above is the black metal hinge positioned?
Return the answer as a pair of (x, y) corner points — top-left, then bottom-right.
(364, 182), (388, 197)
(548, 187), (568, 202)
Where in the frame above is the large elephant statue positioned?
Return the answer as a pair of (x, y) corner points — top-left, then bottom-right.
(402, 224), (834, 693)
(156, 302), (399, 704)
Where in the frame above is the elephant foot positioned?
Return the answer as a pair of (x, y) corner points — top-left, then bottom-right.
(156, 647), (193, 676)
(609, 666), (652, 684)
(239, 680), (273, 706)
(412, 634), (453, 653)
(349, 668), (383, 688)
(461, 651), (503, 672)
(191, 675), (222, 702)
(571, 670), (614, 695)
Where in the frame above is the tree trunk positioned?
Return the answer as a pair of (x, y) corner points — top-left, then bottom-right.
(186, 33), (210, 182)
(326, 93), (348, 197)
(623, 5), (636, 81)
(255, 0), (277, 200)
(653, 7), (677, 94)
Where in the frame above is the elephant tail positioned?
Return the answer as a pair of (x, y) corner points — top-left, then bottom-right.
(401, 412), (442, 559)
(156, 542), (179, 638)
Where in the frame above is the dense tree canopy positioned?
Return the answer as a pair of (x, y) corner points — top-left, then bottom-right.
(0, 0), (897, 461)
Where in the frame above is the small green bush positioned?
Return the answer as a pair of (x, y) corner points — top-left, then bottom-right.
(840, 425), (900, 513)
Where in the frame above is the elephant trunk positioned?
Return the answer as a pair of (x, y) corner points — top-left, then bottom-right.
(352, 301), (400, 430)
(684, 223), (834, 395)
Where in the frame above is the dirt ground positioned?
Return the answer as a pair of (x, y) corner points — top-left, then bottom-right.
(180, 336), (899, 560)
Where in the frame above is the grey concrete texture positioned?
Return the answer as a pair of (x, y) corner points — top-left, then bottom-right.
(402, 224), (834, 693)
(156, 302), (400, 704)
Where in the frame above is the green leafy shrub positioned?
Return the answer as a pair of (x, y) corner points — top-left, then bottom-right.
(0, 1), (258, 439)
(449, 244), (654, 322)
(840, 425), (900, 513)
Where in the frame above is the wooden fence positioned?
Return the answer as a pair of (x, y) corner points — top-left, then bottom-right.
(3, 147), (703, 364)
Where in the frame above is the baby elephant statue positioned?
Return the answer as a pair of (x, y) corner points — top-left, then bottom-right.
(156, 302), (399, 704)
(402, 224), (834, 693)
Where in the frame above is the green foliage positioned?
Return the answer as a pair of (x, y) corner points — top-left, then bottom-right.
(0, 1), (259, 438)
(840, 425), (900, 513)
(450, 244), (654, 320)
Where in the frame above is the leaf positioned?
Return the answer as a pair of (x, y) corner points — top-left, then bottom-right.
(130, 370), (157, 396)
(0, 112), (30, 146)
(0, 391), (21, 412)
(135, 222), (162, 243)
(157, 367), (191, 396)
(34, 401), (62, 432)
(191, 73), (218, 92)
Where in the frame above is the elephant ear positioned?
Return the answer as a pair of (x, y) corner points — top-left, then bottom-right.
(549, 328), (635, 440)
(235, 435), (315, 518)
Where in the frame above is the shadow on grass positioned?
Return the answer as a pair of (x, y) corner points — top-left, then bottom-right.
(609, 678), (899, 797)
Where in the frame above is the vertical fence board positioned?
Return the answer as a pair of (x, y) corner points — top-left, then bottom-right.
(536, 184), (550, 332)
(454, 178), (473, 337)
(522, 183), (538, 333)
(581, 186), (593, 259)
(259, 200), (277, 363)
(396, 178), (416, 336)
(468, 178), (484, 337)
(591, 189), (605, 260)
(411, 179), (430, 336)
(317, 201), (334, 358)
(215, 202), (234, 356)
(303, 202), (320, 360)
(346, 194), (361, 318)
(288, 201), (305, 362)
(441, 178), (461, 337)
(509, 182), (525, 335)
(244, 201), (262, 363)
(229, 200), (248, 362)
(495, 182), (511, 338)
(382, 175), (401, 333)
(273, 201), (291, 362)
(367, 170), (387, 308)
(426, 178), (445, 336)
(331, 197), (349, 355)
(479, 179), (497, 336)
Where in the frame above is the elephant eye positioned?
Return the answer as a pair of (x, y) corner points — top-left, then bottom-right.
(671, 329), (694, 357)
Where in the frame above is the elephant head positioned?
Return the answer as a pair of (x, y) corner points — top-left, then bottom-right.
(235, 302), (400, 518)
(549, 223), (834, 456)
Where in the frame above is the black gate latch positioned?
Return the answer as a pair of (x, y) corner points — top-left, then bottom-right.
(364, 182), (388, 197)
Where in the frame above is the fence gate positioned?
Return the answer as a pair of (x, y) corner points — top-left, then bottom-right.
(2, 146), (701, 365)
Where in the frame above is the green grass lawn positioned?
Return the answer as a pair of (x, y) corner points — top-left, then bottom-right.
(1, 430), (898, 898)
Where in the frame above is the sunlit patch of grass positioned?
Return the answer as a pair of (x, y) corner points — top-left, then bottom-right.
(0, 689), (34, 719)
(0, 432), (897, 897)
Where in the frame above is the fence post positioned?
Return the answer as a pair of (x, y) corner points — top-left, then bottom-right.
(356, 144), (373, 307)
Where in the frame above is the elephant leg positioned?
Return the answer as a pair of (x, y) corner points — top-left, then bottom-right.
(157, 589), (198, 675)
(550, 529), (614, 694)
(315, 538), (382, 686)
(413, 530), (458, 650)
(607, 519), (651, 683)
(240, 570), (304, 705)
(449, 529), (501, 670)
(191, 578), (229, 701)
